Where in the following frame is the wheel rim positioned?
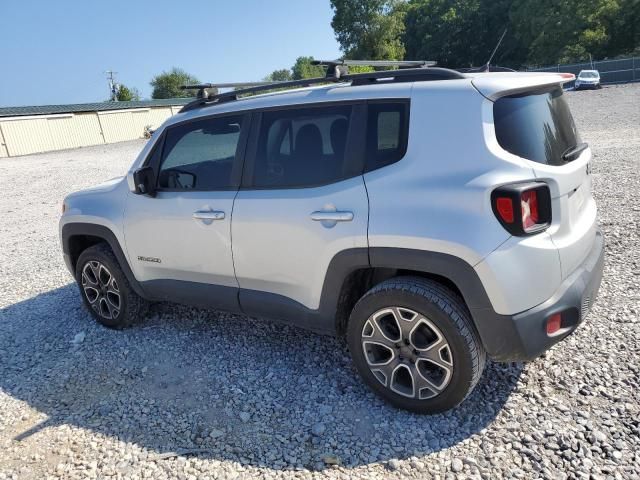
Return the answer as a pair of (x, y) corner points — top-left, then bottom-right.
(81, 260), (121, 320)
(361, 307), (453, 400)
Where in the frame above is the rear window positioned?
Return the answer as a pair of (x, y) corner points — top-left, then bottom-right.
(493, 88), (581, 165)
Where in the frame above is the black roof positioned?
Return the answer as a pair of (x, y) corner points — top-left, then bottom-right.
(0, 98), (191, 118)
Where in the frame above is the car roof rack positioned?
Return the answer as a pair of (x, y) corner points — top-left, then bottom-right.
(311, 59), (437, 79)
(180, 82), (276, 99)
(180, 60), (465, 113)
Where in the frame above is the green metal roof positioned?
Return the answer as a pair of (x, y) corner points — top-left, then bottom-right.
(0, 98), (191, 118)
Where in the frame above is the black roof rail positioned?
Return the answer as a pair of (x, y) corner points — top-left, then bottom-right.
(180, 82), (275, 99)
(179, 65), (466, 113)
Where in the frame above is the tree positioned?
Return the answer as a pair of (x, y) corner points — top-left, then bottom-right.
(116, 84), (140, 101)
(150, 67), (200, 99)
(331, 0), (406, 59)
(265, 68), (293, 82)
(510, 0), (621, 65)
(291, 56), (325, 79)
(404, 0), (525, 69)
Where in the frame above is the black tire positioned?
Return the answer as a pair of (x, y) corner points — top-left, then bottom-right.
(347, 276), (486, 414)
(75, 243), (145, 329)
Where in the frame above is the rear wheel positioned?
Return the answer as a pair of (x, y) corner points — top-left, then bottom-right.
(347, 277), (486, 413)
(76, 243), (145, 329)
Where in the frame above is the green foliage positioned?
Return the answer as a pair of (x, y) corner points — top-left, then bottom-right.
(510, 0), (620, 64)
(330, 0), (406, 59)
(404, 0), (526, 68)
(332, 0), (639, 69)
(265, 69), (293, 82)
(116, 84), (140, 102)
(291, 56), (325, 79)
(150, 67), (200, 99)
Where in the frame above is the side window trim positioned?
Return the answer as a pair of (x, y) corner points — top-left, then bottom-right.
(363, 99), (411, 173)
(151, 112), (252, 192)
(240, 100), (367, 190)
(143, 131), (167, 174)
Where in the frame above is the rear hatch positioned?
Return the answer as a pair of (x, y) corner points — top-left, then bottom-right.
(474, 73), (597, 280)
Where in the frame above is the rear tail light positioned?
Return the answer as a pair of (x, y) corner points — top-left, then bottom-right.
(491, 182), (552, 235)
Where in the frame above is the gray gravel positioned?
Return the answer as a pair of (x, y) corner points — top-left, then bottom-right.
(1, 84), (639, 479)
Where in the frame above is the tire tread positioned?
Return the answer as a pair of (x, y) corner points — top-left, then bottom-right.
(351, 276), (486, 408)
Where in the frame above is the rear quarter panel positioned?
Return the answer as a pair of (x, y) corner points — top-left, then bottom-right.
(365, 81), (530, 266)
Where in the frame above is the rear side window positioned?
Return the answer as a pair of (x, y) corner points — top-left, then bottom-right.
(252, 105), (353, 188)
(365, 102), (409, 172)
(494, 88), (581, 165)
(158, 115), (244, 190)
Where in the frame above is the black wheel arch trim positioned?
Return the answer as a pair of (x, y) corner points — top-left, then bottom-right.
(61, 223), (148, 299)
(326, 247), (509, 359)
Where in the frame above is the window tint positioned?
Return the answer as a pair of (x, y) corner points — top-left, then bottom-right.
(252, 105), (352, 188)
(365, 102), (409, 172)
(158, 115), (244, 190)
(494, 88), (581, 165)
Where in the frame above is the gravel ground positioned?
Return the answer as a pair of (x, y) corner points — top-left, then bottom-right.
(1, 84), (639, 480)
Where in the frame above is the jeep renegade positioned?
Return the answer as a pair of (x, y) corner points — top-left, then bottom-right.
(60, 63), (604, 413)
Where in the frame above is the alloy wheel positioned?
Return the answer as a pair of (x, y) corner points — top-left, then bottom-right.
(81, 260), (121, 320)
(361, 307), (453, 400)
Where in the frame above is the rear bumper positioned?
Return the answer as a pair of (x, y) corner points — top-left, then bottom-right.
(472, 229), (604, 361)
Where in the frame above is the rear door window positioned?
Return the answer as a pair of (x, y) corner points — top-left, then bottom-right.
(493, 88), (581, 165)
(251, 105), (353, 188)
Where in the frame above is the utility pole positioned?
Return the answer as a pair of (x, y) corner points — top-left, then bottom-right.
(105, 70), (119, 101)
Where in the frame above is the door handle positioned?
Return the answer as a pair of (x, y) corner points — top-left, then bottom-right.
(193, 210), (225, 222)
(310, 211), (354, 222)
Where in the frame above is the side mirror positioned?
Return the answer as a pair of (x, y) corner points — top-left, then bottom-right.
(133, 166), (156, 196)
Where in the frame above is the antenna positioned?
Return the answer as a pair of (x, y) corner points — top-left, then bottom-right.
(483, 29), (508, 72)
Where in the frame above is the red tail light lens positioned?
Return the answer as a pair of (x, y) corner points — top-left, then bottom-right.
(495, 197), (514, 223)
(491, 182), (551, 236)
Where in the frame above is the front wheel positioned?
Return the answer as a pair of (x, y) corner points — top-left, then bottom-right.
(75, 243), (145, 329)
(347, 277), (486, 414)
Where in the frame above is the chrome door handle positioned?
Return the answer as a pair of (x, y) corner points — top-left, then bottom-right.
(310, 211), (354, 222)
(193, 210), (225, 221)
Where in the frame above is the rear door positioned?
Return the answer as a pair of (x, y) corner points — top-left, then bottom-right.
(492, 86), (597, 278)
(231, 102), (369, 318)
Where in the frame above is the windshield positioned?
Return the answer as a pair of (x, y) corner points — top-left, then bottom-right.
(579, 72), (598, 78)
(493, 87), (581, 165)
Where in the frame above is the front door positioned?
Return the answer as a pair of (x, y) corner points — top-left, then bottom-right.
(124, 113), (249, 310)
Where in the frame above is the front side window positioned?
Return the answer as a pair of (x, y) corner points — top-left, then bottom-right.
(494, 88), (581, 165)
(365, 102), (409, 172)
(157, 115), (244, 190)
(252, 105), (353, 188)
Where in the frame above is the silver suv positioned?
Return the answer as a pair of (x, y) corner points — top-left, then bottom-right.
(60, 63), (604, 413)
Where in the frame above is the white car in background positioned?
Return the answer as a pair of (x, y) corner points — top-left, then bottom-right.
(575, 70), (602, 90)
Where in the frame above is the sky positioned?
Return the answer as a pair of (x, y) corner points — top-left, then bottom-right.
(0, 0), (342, 107)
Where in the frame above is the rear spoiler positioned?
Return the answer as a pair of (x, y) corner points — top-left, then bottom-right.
(471, 72), (575, 101)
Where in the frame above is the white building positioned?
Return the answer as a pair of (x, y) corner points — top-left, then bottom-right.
(0, 99), (190, 157)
